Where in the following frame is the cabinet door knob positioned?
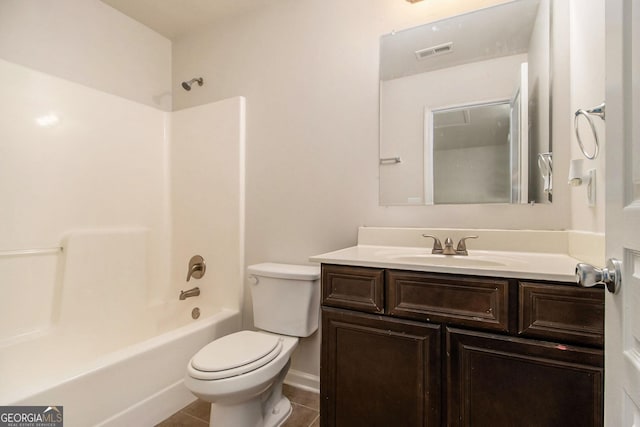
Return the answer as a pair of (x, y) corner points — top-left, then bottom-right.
(575, 258), (622, 294)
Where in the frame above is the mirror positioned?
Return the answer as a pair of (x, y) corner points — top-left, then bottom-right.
(379, 0), (552, 205)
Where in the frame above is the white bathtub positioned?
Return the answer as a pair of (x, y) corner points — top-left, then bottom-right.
(0, 305), (241, 427)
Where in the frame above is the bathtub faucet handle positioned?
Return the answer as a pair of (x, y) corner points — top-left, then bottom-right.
(186, 255), (206, 282)
(186, 263), (203, 281)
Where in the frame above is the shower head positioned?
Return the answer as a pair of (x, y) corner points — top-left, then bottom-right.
(181, 77), (204, 91)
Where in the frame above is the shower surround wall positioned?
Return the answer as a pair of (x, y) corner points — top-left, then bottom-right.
(0, 57), (245, 424)
(171, 97), (246, 311)
(0, 58), (171, 342)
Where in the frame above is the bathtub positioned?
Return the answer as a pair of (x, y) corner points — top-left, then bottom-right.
(0, 305), (241, 427)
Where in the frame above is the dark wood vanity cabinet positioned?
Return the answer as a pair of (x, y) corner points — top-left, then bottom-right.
(320, 264), (605, 427)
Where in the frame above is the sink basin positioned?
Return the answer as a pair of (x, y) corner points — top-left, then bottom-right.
(371, 248), (527, 268)
(386, 254), (509, 267)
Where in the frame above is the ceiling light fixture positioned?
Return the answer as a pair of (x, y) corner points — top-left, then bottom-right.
(406, 0), (424, 3)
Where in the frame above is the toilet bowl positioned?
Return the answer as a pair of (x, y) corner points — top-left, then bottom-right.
(184, 263), (320, 427)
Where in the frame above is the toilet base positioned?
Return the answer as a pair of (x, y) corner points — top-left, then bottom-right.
(264, 396), (293, 427)
(209, 395), (292, 427)
(208, 359), (292, 427)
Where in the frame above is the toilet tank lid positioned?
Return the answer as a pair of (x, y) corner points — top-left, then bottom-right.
(247, 263), (320, 280)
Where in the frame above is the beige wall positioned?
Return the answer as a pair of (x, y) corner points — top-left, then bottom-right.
(0, 0), (172, 111)
(172, 0), (575, 379)
(569, 0), (606, 232)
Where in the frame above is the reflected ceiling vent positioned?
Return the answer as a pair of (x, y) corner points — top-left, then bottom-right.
(415, 42), (453, 60)
(434, 109), (471, 129)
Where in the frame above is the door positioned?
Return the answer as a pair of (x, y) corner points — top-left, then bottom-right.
(605, 0), (640, 425)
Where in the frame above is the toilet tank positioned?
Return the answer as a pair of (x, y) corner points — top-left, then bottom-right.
(247, 263), (321, 337)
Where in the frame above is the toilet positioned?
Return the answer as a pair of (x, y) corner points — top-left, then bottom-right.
(184, 262), (321, 427)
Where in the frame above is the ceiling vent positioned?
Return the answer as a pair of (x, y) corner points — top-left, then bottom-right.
(434, 109), (471, 128)
(415, 42), (453, 60)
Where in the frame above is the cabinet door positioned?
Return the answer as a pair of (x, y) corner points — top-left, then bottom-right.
(446, 328), (604, 427)
(321, 307), (441, 427)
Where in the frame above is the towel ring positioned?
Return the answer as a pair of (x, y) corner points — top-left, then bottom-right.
(537, 152), (552, 176)
(574, 102), (605, 160)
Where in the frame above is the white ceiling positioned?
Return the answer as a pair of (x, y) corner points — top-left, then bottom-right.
(100, 0), (274, 39)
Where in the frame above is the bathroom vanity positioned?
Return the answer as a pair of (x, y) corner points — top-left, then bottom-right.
(311, 229), (605, 427)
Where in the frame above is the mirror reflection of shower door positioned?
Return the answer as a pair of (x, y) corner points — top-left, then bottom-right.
(424, 107), (434, 205)
(428, 101), (512, 204)
(510, 63), (529, 203)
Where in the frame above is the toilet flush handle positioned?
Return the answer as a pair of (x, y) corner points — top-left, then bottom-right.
(248, 275), (259, 285)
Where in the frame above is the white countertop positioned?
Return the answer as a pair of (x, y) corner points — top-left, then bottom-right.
(310, 245), (582, 283)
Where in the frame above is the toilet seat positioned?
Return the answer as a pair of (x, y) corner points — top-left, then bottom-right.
(189, 331), (283, 380)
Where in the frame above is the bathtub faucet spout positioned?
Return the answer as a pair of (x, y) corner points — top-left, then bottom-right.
(179, 287), (200, 300)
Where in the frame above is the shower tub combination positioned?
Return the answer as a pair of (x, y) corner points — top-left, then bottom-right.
(0, 231), (241, 427)
(1, 56), (247, 426)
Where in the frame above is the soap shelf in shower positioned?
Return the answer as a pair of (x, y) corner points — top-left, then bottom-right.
(0, 247), (63, 257)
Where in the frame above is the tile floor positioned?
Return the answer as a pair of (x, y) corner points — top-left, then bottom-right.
(156, 384), (319, 427)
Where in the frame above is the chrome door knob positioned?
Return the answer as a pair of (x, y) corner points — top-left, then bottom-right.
(575, 258), (622, 294)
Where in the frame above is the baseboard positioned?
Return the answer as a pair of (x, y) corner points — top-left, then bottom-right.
(97, 380), (196, 427)
(96, 370), (317, 426)
(284, 369), (320, 394)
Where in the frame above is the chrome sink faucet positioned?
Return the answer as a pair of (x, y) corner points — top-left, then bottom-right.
(422, 234), (478, 256)
(443, 237), (456, 255)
